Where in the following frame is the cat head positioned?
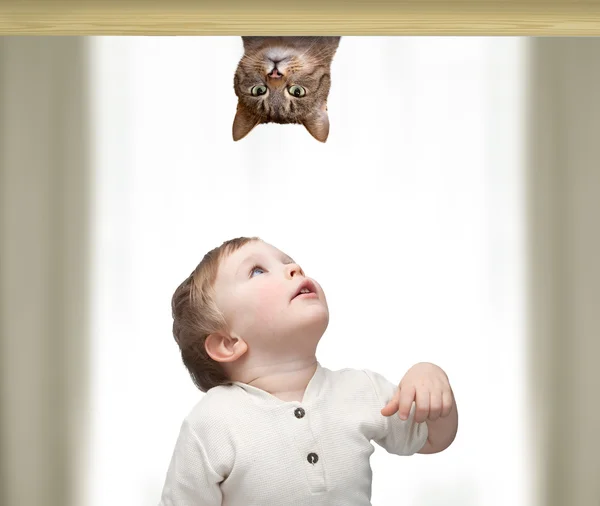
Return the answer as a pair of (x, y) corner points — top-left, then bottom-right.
(232, 36), (340, 143)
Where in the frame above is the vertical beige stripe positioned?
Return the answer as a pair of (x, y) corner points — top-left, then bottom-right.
(0, 37), (90, 506)
(527, 38), (600, 506)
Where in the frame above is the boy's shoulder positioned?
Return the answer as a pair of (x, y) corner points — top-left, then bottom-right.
(182, 383), (245, 432)
(322, 365), (397, 403)
(326, 365), (372, 381)
(323, 365), (390, 394)
(325, 364), (386, 381)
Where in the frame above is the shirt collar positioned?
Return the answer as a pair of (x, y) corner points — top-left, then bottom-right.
(231, 362), (326, 406)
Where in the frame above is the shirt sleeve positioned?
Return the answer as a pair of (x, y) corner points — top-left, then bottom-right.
(364, 369), (429, 456)
(158, 419), (224, 506)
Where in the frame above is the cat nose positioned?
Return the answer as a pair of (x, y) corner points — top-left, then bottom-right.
(268, 67), (283, 79)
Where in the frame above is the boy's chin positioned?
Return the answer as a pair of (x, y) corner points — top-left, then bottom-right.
(291, 312), (329, 341)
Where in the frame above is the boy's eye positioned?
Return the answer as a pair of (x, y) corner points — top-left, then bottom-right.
(250, 266), (265, 277)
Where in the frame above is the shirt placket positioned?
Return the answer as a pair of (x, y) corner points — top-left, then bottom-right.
(289, 404), (327, 494)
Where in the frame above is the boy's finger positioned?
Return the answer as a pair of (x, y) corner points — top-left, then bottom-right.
(397, 385), (416, 420)
(414, 388), (430, 423)
(428, 391), (442, 421)
(380, 389), (400, 416)
(441, 388), (454, 417)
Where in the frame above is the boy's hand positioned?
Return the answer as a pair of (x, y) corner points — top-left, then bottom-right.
(381, 362), (454, 423)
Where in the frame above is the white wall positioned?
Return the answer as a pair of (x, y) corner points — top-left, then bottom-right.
(88, 36), (530, 506)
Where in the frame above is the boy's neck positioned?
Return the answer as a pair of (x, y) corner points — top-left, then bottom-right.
(235, 358), (318, 402)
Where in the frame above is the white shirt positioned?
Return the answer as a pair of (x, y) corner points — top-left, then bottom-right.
(159, 363), (428, 506)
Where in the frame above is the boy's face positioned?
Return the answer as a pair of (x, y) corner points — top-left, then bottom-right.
(213, 240), (329, 357)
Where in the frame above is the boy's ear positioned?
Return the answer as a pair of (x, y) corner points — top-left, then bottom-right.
(205, 332), (248, 363)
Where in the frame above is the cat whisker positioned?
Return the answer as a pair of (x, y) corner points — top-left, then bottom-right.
(242, 54), (269, 66)
(296, 40), (318, 60)
(297, 51), (336, 65)
(299, 40), (335, 59)
(307, 51), (337, 63)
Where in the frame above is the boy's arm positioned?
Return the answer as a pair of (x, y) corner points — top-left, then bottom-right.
(365, 370), (429, 456)
(380, 362), (458, 455)
(159, 420), (224, 506)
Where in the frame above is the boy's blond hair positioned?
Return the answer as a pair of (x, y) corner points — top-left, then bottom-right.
(171, 236), (259, 392)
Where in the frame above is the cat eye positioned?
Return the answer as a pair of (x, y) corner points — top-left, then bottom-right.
(288, 85), (306, 98)
(251, 85), (267, 96)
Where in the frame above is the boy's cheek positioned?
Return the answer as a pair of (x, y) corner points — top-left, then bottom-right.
(254, 283), (285, 310)
(248, 285), (290, 327)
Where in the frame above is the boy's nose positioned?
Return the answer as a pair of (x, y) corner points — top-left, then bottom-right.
(285, 263), (304, 279)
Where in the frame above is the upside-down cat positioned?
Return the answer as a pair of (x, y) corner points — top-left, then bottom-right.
(232, 36), (341, 143)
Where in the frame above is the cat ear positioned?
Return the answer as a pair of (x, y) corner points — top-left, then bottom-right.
(232, 103), (260, 141)
(302, 108), (330, 143)
(241, 36), (261, 50)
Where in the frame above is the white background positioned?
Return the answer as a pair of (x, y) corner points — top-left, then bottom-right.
(88, 36), (531, 506)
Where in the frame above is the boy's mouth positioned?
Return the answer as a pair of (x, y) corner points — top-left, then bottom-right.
(291, 280), (318, 301)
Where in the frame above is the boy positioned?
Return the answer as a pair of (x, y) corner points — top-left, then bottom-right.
(160, 237), (458, 505)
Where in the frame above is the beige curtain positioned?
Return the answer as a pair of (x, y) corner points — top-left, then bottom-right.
(528, 38), (600, 506)
(0, 37), (90, 506)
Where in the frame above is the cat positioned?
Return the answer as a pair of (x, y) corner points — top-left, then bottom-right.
(232, 36), (341, 143)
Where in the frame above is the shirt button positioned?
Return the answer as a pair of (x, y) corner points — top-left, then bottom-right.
(307, 452), (319, 464)
(294, 407), (305, 419)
